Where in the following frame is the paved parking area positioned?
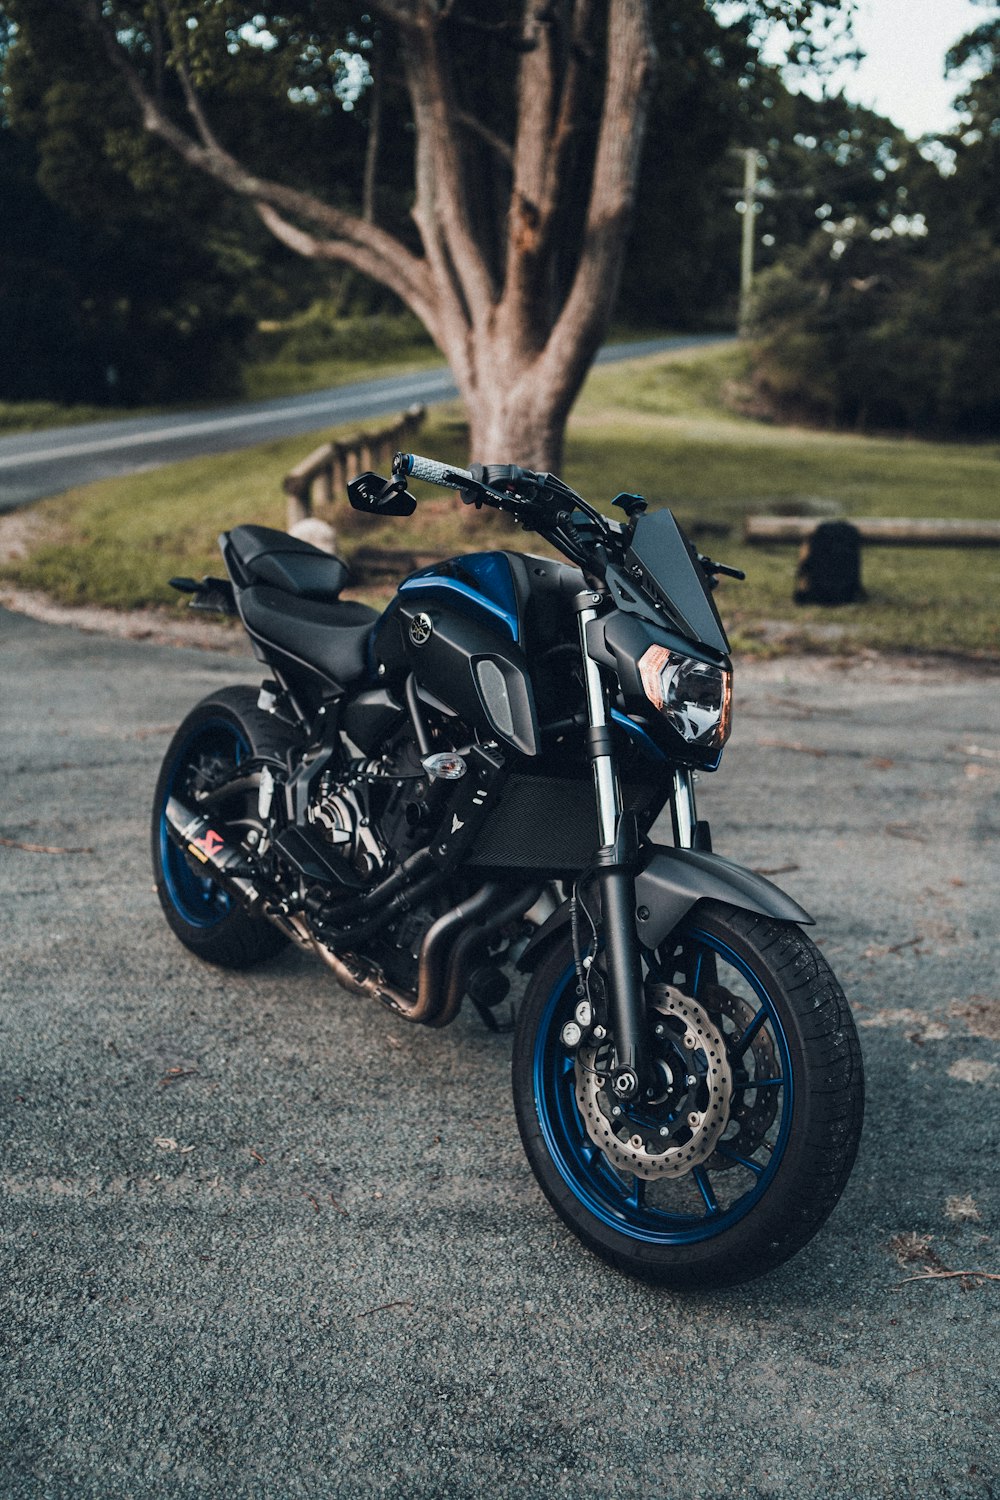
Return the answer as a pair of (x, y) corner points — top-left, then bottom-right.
(1, 605), (997, 1498)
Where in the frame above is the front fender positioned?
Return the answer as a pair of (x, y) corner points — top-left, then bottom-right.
(632, 845), (813, 949)
(517, 844), (812, 972)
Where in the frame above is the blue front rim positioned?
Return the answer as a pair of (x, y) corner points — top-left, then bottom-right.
(532, 929), (793, 1245)
(158, 717), (249, 929)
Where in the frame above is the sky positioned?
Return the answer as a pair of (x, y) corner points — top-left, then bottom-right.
(767, 0), (989, 138)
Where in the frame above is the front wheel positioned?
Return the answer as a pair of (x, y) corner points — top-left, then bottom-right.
(512, 901), (864, 1289)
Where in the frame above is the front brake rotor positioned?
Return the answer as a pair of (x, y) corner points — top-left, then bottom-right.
(701, 982), (779, 1168)
(574, 984), (732, 1181)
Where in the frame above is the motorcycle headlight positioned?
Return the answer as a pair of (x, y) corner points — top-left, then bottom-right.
(637, 647), (732, 749)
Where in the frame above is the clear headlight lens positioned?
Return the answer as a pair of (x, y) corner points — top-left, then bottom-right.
(638, 646), (732, 749)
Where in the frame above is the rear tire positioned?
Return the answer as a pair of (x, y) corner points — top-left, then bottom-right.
(512, 901), (864, 1289)
(151, 686), (294, 969)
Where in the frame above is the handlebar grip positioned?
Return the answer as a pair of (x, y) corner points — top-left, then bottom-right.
(395, 452), (474, 488)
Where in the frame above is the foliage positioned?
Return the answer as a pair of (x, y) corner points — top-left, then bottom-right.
(746, 3), (1000, 438)
(0, 2), (329, 404)
(0, 0), (856, 436)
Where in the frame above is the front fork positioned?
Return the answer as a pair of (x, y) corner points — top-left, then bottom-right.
(576, 594), (702, 1100)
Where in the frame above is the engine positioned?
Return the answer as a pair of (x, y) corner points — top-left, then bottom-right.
(305, 733), (454, 884)
(307, 772), (388, 881)
(294, 723), (475, 991)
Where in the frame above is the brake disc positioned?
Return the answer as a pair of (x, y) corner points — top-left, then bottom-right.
(574, 984), (732, 1181)
(701, 982), (780, 1169)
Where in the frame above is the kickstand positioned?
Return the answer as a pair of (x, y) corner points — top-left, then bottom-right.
(469, 994), (515, 1034)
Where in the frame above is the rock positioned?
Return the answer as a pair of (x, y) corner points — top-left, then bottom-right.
(288, 517), (338, 554)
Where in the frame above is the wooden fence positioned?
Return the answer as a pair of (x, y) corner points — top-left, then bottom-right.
(283, 403), (426, 530)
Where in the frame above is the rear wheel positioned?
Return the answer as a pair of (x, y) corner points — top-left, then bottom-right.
(151, 686), (294, 969)
(512, 901), (864, 1288)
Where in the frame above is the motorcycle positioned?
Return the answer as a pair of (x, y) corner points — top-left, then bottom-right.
(155, 451), (864, 1288)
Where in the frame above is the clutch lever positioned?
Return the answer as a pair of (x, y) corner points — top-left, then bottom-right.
(698, 552), (746, 583)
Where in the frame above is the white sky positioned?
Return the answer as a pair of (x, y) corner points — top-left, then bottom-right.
(766, 0), (989, 138)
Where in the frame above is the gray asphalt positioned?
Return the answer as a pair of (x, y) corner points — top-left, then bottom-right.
(0, 336), (730, 513)
(2, 606), (998, 1498)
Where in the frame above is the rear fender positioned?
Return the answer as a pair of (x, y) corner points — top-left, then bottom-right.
(516, 844), (812, 972)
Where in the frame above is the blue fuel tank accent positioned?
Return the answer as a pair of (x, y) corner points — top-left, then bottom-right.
(397, 552), (520, 641)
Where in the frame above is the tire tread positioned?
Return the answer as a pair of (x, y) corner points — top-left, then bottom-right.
(151, 686), (297, 970)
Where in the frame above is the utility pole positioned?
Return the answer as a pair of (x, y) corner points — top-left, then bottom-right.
(738, 148), (761, 335)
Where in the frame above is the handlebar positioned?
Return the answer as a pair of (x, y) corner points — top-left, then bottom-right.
(393, 449), (618, 576)
(388, 450), (744, 613)
(394, 452), (474, 488)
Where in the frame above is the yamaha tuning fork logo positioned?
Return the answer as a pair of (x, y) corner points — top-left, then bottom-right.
(408, 612), (433, 646)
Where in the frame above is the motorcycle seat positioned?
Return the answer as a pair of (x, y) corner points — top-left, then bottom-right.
(227, 524), (351, 602)
(239, 585), (378, 689)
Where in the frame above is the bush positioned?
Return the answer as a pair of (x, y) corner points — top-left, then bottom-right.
(748, 226), (1000, 437)
(252, 302), (434, 367)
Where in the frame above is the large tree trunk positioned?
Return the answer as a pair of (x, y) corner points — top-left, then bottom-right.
(460, 345), (577, 473)
(81, 0), (657, 484)
(466, 389), (570, 475)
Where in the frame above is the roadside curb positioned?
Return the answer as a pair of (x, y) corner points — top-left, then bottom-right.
(0, 588), (249, 652)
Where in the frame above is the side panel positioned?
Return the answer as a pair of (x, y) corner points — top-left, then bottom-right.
(373, 591), (540, 757)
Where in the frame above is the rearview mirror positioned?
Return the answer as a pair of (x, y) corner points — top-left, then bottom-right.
(347, 471), (416, 517)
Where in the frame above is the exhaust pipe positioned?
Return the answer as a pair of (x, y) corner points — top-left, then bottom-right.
(164, 795), (539, 1028)
(431, 883), (542, 1029)
(309, 881), (505, 1024)
(163, 796), (267, 913)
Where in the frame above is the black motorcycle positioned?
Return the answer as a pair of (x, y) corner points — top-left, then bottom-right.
(155, 452), (863, 1288)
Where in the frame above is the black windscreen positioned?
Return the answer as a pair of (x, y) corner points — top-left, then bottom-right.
(626, 510), (729, 655)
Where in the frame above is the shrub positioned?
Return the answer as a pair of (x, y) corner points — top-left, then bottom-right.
(747, 226), (1000, 437)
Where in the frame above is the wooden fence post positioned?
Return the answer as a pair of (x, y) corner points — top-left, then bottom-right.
(282, 405), (428, 531)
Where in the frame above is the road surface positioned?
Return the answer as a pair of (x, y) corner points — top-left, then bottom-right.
(1, 607), (997, 1499)
(0, 335), (730, 513)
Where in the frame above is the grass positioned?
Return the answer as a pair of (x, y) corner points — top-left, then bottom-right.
(0, 340), (443, 437)
(3, 342), (999, 656)
(0, 398), (166, 436)
(242, 342), (444, 402)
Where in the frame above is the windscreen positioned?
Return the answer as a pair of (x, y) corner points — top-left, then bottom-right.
(625, 510), (730, 656)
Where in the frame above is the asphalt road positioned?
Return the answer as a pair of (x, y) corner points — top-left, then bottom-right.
(2, 607), (998, 1499)
(0, 336), (729, 513)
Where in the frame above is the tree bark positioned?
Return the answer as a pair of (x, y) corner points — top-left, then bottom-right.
(78, 0), (657, 477)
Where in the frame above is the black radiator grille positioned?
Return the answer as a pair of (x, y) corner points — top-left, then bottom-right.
(467, 775), (657, 871)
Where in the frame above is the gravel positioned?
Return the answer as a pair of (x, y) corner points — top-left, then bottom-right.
(1, 605), (997, 1499)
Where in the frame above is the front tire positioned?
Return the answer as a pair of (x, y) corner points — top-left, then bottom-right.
(151, 686), (294, 969)
(512, 901), (864, 1289)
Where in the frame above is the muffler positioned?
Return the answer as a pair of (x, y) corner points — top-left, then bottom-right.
(163, 796), (266, 914)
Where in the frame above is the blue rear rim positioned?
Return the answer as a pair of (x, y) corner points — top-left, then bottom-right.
(532, 929), (793, 1246)
(158, 717), (249, 929)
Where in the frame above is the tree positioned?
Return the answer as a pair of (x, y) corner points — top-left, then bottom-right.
(744, 1), (1000, 438)
(24, 0), (845, 472)
(0, 6), (325, 404)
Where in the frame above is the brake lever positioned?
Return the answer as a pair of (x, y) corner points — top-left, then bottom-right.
(457, 474), (521, 513)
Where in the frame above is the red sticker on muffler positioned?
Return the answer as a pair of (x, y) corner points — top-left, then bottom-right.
(189, 828), (225, 862)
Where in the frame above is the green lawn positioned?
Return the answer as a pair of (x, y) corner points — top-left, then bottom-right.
(4, 343), (999, 657)
(0, 345), (443, 436)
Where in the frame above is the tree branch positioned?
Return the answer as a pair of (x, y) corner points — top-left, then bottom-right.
(538, 0), (656, 391)
(403, 17), (499, 332)
(453, 109), (514, 167)
(74, 0), (436, 323)
(502, 0), (597, 344)
(254, 204), (442, 340)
